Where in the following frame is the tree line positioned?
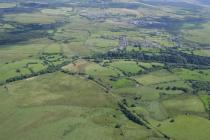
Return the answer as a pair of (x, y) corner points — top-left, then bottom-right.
(89, 49), (210, 68)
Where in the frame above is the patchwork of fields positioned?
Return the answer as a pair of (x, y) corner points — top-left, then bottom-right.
(0, 0), (210, 140)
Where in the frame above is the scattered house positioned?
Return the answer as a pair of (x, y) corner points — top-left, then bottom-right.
(119, 35), (127, 50)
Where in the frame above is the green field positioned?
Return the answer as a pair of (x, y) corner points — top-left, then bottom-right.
(0, 72), (160, 140)
(134, 69), (180, 85)
(0, 0), (210, 139)
(4, 13), (59, 24)
(0, 59), (46, 82)
(158, 115), (210, 140)
(162, 95), (206, 115)
(111, 78), (136, 88)
(173, 68), (210, 82)
(109, 60), (143, 74)
(182, 22), (210, 45)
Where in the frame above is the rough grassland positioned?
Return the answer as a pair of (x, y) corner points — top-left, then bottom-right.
(159, 115), (210, 140)
(0, 72), (158, 140)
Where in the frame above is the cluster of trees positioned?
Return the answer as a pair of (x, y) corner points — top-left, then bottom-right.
(61, 69), (85, 76)
(190, 80), (210, 92)
(0, 18), (64, 45)
(118, 101), (150, 129)
(119, 100), (171, 139)
(39, 53), (66, 68)
(90, 49), (210, 67)
(156, 86), (189, 93)
(189, 80), (210, 120)
(0, 30), (47, 45)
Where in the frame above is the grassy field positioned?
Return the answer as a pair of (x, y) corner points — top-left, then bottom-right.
(86, 38), (118, 53)
(193, 49), (210, 57)
(114, 86), (160, 101)
(0, 0), (210, 139)
(111, 78), (136, 89)
(182, 22), (210, 45)
(41, 7), (73, 16)
(162, 95), (206, 115)
(0, 59), (46, 82)
(43, 43), (62, 54)
(198, 91), (209, 110)
(158, 115), (210, 140)
(63, 60), (122, 77)
(0, 72), (160, 140)
(109, 60), (143, 74)
(138, 62), (164, 69)
(4, 13), (59, 24)
(134, 69), (180, 85)
(0, 38), (54, 63)
(173, 68), (210, 82)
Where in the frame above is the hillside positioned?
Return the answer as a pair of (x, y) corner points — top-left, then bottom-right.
(0, 0), (210, 140)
